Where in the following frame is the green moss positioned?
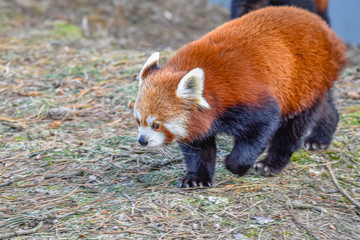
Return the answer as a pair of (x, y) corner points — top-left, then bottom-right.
(340, 197), (351, 204)
(344, 105), (360, 112)
(246, 229), (260, 238)
(257, 195), (265, 200)
(332, 140), (345, 148)
(13, 136), (28, 140)
(53, 22), (82, 39)
(324, 151), (341, 161)
(341, 110), (360, 125)
(222, 221), (231, 226)
(322, 172), (330, 178)
(290, 150), (312, 164)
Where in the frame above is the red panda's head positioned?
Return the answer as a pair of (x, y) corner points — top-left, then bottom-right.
(134, 52), (210, 147)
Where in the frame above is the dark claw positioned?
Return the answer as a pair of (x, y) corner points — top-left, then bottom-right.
(179, 175), (212, 188)
(253, 161), (276, 176)
(304, 141), (329, 151)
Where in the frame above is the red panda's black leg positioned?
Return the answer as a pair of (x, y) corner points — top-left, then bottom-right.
(225, 137), (269, 176)
(230, 0), (268, 19)
(304, 91), (339, 151)
(217, 100), (281, 177)
(179, 136), (217, 188)
(254, 104), (320, 176)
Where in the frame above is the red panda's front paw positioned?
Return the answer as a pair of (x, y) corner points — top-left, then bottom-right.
(179, 174), (212, 188)
(225, 155), (252, 176)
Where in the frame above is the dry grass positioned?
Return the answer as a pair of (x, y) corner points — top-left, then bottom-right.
(1, 1), (360, 239)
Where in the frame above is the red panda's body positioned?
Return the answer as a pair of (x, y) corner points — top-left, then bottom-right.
(134, 6), (346, 188)
(166, 6), (342, 140)
(315, 0), (329, 22)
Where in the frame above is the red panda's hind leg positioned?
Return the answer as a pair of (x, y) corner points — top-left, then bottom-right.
(254, 102), (322, 176)
(179, 136), (216, 188)
(304, 91), (339, 151)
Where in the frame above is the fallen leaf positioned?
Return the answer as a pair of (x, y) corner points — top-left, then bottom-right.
(73, 77), (87, 83)
(55, 87), (64, 95)
(17, 91), (41, 97)
(50, 121), (62, 128)
(77, 88), (91, 98)
(0, 117), (15, 122)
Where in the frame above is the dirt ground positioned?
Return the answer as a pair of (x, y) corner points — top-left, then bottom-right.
(0, 0), (359, 239)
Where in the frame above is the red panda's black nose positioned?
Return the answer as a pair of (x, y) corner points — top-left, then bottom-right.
(138, 136), (148, 146)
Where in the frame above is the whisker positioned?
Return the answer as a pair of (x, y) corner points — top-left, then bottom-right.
(178, 141), (201, 150)
(157, 146), (174, 159)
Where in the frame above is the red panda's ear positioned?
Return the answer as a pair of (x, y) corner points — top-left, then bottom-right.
(176, 68), (210, 109)
(139, 52), (160, 87)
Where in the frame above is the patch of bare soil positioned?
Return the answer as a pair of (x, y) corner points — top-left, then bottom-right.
(0, 1), (359, 239)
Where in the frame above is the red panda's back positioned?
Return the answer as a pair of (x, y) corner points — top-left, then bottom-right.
(166, 6), (346, 116)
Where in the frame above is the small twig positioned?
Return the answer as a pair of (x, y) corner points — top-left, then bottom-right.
(286, 201), (323, 240)
(338, 176), (360, 188)
(0, 206), (93, 236)
(145, 177), (181, 189)
(325, 164), (360, 210)
(0, 176), (23, 187)
(57, 205), (93, 219)
(292, 161), (339, 174)
(291, 203), (324, 213)
(44, 170), (85, 179)
(0, 221), (43, 240)
(0, 120), (25, 131)
(235, 200), (264, 218)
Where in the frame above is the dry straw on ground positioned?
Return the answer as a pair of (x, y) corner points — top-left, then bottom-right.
(1, 0), (360, 239)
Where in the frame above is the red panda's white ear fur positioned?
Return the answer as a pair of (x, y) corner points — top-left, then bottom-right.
(139, 52), (160, 87)
(176, 68), (210, 109)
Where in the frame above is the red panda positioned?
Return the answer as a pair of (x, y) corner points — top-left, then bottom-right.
(231, 0), (330, 24)
(134, 6), (346, 188)
(315, 0), (329, 22)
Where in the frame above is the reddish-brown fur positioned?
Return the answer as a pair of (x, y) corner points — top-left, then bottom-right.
(315, 0), (328, 13)
(141, 6), (346, 142)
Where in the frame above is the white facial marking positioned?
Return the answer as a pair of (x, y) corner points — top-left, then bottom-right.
(146, 115), (157, 126)
(164, 118), (188, 139)
(134, 109), (141, 123)
(138, 126), (166, 147)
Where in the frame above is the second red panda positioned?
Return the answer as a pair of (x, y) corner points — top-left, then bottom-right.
(134, 6), (346, 188)
(230, 0), (330, 24)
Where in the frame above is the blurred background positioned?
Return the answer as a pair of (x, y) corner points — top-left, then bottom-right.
(211, 0), (360, 45)
(1, 0), (358, 50)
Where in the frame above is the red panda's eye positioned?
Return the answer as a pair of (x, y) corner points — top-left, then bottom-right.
(152, 123), (159, 129)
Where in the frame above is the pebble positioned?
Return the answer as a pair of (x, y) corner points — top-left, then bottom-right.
(347, 91), (360, 100)
(39, 130), (51, 139)
(47, 107), (75, 119)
